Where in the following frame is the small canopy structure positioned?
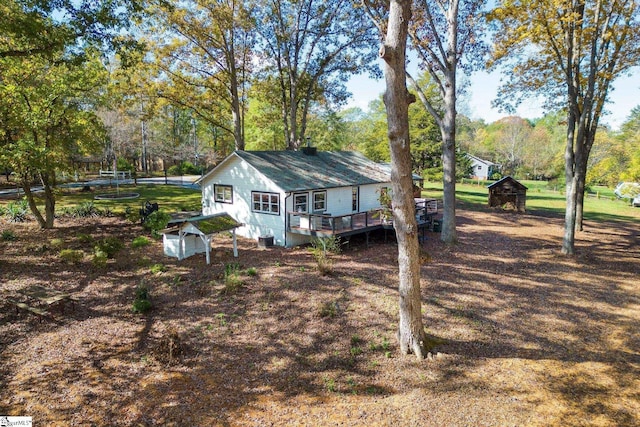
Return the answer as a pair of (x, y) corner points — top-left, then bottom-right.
(162, 213), (242, 264)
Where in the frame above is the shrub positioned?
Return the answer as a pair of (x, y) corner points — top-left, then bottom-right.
(74, 201), (101, 218)
(221, 263), (244, 294)
(124, 206), (141, 224)
(150, 263), (166, 274)
(319, 300), (339, 318)
(6, 199), (28, 222)
(132, 236), (151, 249)
(246, 267), (258, 277)
(167, 161), (203, 176)
(76, 233), (94, 244)
(310, 236), (342, 276)
(1, 230), (16, 241)
(59, 249), (84, 264)
(59, 201), (103, 218)
(92, 250), (108, 267)
(49, 238), (65, 249)
(132, 298), (152, 313)
(95, 237), (124, 259)
(143, 210), (171, 238)
(132, 284), (152, 314)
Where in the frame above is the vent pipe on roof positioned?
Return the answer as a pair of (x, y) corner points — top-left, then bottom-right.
(302, 136), (317, 155)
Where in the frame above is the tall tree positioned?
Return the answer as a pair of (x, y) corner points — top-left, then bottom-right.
(489, 0), (640, 254)
(147, 0), (254, 151)
(0, 0), (140, 229)
(375, 0), (429, 359)
(0, 53), (107, 228)
(253, 0), (378, 150)
(407, 0), (489, 244)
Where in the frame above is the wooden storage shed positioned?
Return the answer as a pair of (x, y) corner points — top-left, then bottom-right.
(487, 176), (528, 212)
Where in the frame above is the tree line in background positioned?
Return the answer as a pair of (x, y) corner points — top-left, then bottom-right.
(1, 0), (639, 231)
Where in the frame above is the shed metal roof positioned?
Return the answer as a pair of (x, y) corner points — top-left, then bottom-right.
(487, 176), (528, 190)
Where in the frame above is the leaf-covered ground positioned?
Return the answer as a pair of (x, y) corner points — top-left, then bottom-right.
(1, 210), (638, 426)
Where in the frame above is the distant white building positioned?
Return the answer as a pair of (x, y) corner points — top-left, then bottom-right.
(466, 154), (500, 180)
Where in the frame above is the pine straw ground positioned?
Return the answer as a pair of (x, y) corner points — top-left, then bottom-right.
(0, 210), (638, 427)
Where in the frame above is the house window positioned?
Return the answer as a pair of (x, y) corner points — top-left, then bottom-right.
(352, 187), (359, 211)
(313, 191), (326, 212)
(214, 184), (233, 203)
(294, 193), (308, 212)
(252, 192), (279, 215)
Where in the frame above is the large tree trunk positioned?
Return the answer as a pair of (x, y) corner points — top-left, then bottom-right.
(440, 67), (457, 244)
(381, 0), (427, 359)
(562, 112), (577, 255)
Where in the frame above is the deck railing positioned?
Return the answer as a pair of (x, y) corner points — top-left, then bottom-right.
(288, 198), (437, 236)
(288, 210), (385, 234)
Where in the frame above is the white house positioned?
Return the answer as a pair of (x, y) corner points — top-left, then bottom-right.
(466, 154), (499, 180)
(198, 149), (428, 247)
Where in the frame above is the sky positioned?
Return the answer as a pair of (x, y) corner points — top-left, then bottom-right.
(345, 66), (640, 131)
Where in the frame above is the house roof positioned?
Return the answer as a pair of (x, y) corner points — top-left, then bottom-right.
(487, 176), (528, 190)
(466, 153), (497, 166)
(203, 150), (392, 192)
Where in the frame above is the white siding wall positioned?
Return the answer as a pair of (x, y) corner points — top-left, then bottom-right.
(201, 156), (287, 246)
(470, 159), (490, 180)
(360, 183), (387, 210)
(201, 154), (391, 248)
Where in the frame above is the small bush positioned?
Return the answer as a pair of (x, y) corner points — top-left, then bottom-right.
(132, 236), (151, 249)
(76, 233), (94, 244)
(221, 263), (243, 294)
(92, 250), (108, 268)
(125, 207), (141, 224)
(143, 210), (171, 238)
(132, 298), (152, 313)
(319, 300), (339, 318)
(95, 237), (124, 258)
(310, 236), (342, 276)
(132, 284), (152, 314)
(246, 267), (258, 277)
(74, 201), (101, 218)
(49, 238), (65, 250)
(1, 230), (17, 241)
(59, 249), (84, 264)
(6, 199), (28, 222)
(150, 263), (166, 274)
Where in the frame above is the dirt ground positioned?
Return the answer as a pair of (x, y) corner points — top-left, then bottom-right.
(1, 209), (638, 426)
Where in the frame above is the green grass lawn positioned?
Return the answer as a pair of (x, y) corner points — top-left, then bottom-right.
(1, 184), (202, 216)
(65, 184), (203, 214)
(423, 180), (640, 223)
(2, 180), (638, 224)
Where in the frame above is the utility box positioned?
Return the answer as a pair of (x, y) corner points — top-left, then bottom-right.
(258, 235), (274, 248)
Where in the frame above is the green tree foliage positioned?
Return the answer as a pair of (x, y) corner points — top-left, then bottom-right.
(0, 0), (142, 61)
(145, 0), (254, 151)
(489, 0), (640, 254)
(0, 0), (140, 229)
(253, 0), (379, 150)
(619, 106), (640, 182)
(0, 53), (107, 228)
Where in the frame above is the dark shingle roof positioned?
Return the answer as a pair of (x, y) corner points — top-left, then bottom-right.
(234, 150), (390, 192)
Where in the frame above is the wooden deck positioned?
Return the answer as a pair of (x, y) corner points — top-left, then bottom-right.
(287, 198), (438, 241)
